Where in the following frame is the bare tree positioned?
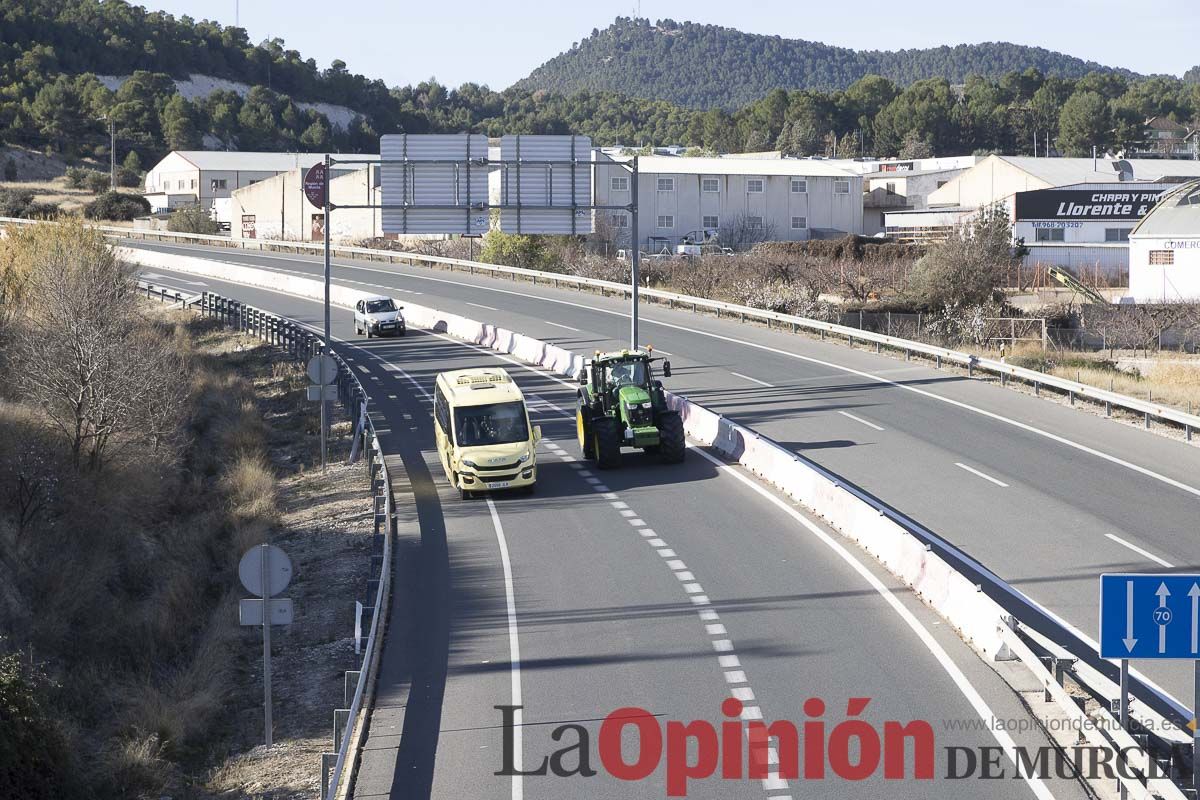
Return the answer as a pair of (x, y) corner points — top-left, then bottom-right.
(10, 223), (190, 470)
(718, 214), (778, 251)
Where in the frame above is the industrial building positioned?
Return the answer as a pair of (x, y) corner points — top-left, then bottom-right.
(1128, 179), (1200, 302)
(885, 155), (1200, 278)
(142, 151), (335, 213)
(230, 162), (381, 242)
(593, 155), (864, 252)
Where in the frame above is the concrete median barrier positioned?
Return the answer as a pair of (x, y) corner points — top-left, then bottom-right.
(127, 246), (1011, 663)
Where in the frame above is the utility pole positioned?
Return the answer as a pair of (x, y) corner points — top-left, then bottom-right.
(107, 118), (115, 189)
(321, 154), (331, 471)
(629, 156), (640, 350)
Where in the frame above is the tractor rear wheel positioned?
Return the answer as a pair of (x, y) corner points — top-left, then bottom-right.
(657, 411), (685, 464)
(592, 417), (622, 469)
(577, 403), (595, 459)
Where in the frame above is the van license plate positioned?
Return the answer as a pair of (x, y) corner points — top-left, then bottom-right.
(487, 481), (511, 489)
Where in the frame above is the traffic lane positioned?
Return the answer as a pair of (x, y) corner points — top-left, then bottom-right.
(355, 332), (768, 798)
(593, 453), (1067, 799)
(692, 376), (1200, 706)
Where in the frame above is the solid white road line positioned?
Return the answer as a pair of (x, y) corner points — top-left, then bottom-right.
(544, 321), (581, 332)
(1105, 533), (1175, 568)
(837, 410), (885, 431)
(466, 301), (499, 311)
(689, 443), (1053, 800)
(486, 497), (524, 800)
(954, 462), (1010, 488)
(729, 371), (774, 388)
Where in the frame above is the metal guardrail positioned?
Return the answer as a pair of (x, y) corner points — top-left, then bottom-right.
(188, 291), (395, 800)
(4, 216), (1197, 438)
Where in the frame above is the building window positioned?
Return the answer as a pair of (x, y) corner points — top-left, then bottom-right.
(611, 176), (629, 191)
(656, 177), (674, 192)
(1149, 250), (1174, 265)
(791, 216), (808, 230)
(1105, 228), (1130, 242)
(834, 179), (850, 194)
(190, 179), (197, 189)
(747, 216), (764, 230)
(747, 178), (765, 193)
(177, 180), (185, 190)
(610, 214), (628, 228)
(702, 215), (719, 229)
(656, 215), (674, 229)
(885, 181), (896, 193)
(790, 178), (807, 194)
(211, 178), (228, 190)
(1035, 228), (1065, 242)
(702, 177), (719, 193)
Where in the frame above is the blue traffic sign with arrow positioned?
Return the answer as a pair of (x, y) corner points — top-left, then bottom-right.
(1100, 573), (1200, 660)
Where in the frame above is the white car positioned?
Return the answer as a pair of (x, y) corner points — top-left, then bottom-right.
(353, 295), (406, 338)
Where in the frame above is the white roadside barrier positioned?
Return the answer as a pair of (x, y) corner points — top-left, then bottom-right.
(121, 247), (1191, 799)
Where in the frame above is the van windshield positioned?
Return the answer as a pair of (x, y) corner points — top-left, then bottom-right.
(454, 402), (529, 447)
(365, 299), (395, 313)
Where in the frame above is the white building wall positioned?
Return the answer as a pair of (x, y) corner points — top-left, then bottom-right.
(1129, 235), (1200, 301)
(231, 167), (383, 243)
(594, 161), (862, 249)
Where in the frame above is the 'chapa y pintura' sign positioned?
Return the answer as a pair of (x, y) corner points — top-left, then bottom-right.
(1016, 188), (1164, 221)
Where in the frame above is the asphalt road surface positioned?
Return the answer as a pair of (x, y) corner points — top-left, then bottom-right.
(132, 241), (1200, 708)
(140, 265), (1090, 799)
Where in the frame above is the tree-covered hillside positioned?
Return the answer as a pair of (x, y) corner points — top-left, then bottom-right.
(0, 0), (1196, 173)
(516, 17), (1140, 108)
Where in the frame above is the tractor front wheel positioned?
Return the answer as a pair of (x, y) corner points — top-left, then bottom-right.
(657, 411), (685, 464)
(592, 417), (622, 469)
(577, 404), (595, 459)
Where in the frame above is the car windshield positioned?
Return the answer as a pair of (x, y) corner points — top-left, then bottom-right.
(607, 361), (648, 388)
(365, 299), (395, 313)
(454, 402), (529, 447)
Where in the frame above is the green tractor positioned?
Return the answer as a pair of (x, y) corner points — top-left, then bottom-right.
(576, 348), (685, 468)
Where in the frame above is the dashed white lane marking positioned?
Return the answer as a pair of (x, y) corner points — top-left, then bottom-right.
(838, 410), (885, 431)
(356, 364), (370, 374)
(1105, 533), (1175, 568)
(729, 371), (774, 388)
(544, 321), (581, 331)
(466, 301), (498, 311)
(954, 461), (1010, 488)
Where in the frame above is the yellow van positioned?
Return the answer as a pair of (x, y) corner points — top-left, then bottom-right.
(433, 368), (540, 499)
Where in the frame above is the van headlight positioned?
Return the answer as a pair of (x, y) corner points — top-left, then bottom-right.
(517, 451), (530, 463)
(462, 459), (477, 469)
(641, 402), (652, 409)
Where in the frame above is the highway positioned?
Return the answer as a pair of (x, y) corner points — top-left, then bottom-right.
(132, 240), (1200, 707)
(142, 264), (1086, 799)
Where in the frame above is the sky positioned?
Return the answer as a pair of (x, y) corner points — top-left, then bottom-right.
(149, 0), (1199, 91)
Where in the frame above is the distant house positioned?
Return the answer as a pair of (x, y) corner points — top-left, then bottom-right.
(142, 151), (332, 213)
(1126, 117), (1196, 160)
